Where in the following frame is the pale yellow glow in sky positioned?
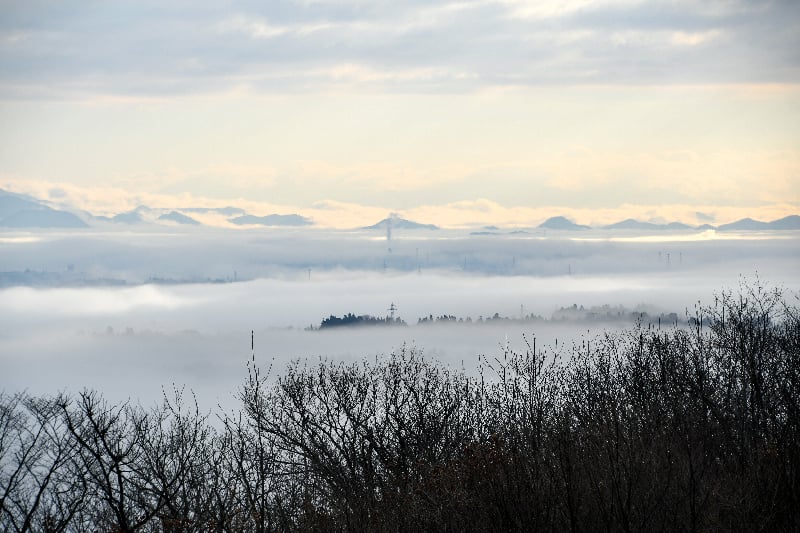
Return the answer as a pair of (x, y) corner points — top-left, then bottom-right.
(1, 84), (798, 227)
(1, 0), (798, 227)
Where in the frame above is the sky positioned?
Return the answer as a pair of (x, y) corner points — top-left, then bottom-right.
(1, 0), (799, 227)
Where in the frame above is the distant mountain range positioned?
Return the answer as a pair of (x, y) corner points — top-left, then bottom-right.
(0, 188), (314, 229)
(158, 211), (201, 225)
(602, 219), (693, 231)
(536, 215), (800, 232)
(716, 216), (800, 231)
(538, 216), (590, 231)
(364, 217), (439, 231)
(112, 211), (145, 224)
(1, 188), (798, 232)
(0, 189), (88, 228)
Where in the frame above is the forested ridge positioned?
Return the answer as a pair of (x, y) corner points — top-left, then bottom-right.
(2, 282), (798, 532)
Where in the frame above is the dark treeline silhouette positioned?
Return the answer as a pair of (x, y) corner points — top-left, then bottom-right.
(415, 307), (678, 326)
(551, 303), (680, 325)
(2, 282), (799, 531)
(317, 313), (407, 329)
(319, 305), (678, 329)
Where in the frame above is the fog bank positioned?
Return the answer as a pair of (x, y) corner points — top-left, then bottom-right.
(2, 228), (797, 409)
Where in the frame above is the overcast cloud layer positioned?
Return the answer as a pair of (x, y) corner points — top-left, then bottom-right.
(1, 0), (799, 98)
(1, 0), (799, 221)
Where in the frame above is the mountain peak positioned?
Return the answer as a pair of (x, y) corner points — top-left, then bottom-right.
(0, 188), (88, 228)
(538, 216), (589, 230)
(363, 217), (439, 230)
(158, 211), (201, 226)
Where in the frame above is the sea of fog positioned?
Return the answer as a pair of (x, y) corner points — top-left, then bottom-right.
(1, 228), (798, 411)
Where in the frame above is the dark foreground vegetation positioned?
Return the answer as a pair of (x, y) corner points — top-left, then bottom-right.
(2, 282), (799, 532)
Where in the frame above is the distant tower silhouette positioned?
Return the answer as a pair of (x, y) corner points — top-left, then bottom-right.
(388, 302), (397, 320)
(386, 213), (400, 250)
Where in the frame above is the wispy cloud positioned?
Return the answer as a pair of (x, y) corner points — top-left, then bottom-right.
(0, 0), (797, 98)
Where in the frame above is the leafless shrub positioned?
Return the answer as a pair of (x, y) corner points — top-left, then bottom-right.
(1, 281), (797, 531)
(1, 392), (84, 532)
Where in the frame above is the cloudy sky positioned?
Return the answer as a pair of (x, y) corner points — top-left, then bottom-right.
(1, 0), (798, 227)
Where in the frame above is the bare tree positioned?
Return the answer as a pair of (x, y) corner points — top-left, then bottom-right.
(1, 392), (84, 532)
(2, 281), (797, 532)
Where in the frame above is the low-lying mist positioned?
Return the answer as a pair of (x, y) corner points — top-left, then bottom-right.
(2, 227), (797, 283)
(1, 228), (798, 409)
